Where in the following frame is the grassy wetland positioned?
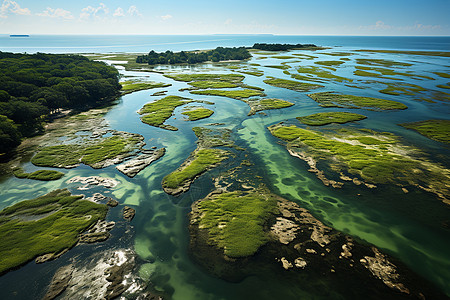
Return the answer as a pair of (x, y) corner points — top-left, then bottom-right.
(1, 41), (450, 300)
(0, 189), (108, 275)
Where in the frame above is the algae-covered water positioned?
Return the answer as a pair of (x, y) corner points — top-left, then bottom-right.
(0, 37), (449, 299)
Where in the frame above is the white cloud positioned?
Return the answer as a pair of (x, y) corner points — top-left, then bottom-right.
(128, 5), (142, 17)
(113, 7), (125, 17)
(224, 18), (232, 25)
(37, 7), (73, 19)
(0, 0), (30, 18)
(80, 3), (109, 20)
(160, 14), (172, 21)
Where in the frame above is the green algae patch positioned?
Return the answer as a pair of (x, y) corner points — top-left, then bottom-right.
(437, 83), (450, 89)
(139, 95), (192, 130)
(238, 70), (264, 77)
(191, 189), (277, 258)
(32, 134), (141, 169)
(165, 73), (245, 83)
(264, 77), (323, 92)
(190, 89), (265, 100)
(121, 80), (171, 95)
(0, 189), (108, 275)
(162, 149), (229, 192)
(308, 92), (407, 111)
(266, 65), (290, 70)
(400, 120), (450, 144)
(379, 82), (427, 96)
(356, 58), (413, 68)
(315, 60), (345, 67)
(272, 55), (296, 59)
(296, 66), (352, 83)
(269, 124), (450, 204)
(355, 66), (434, 81)
(182, 108), (214, 121)
(433, 72), (450, 79)
(297, 112), (367, 126)
(13, 168), (64, 181)
(247, 98), (294, 115)
(188, 81), (238, 89)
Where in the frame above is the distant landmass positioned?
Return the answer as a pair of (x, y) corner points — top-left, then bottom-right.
(10, 35), (30, 37)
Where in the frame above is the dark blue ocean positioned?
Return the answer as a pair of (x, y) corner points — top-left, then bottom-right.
(0, 34), (449, 53)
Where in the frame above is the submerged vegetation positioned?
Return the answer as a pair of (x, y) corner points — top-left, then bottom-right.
(139, 96), (192, 130)
(264, 77), (323, 92)
(314, 60), (345, 67)
(165, 73), (245, 83)
(296, 66), (352, 83)
(400, 119), (450, 144)
(191, 189), (278, 257)
(0, 189), (108, 275)
(308, 92), (408, 110)
(190, 89), (265, 100)
(297, 112), (367, 126)
(136, 47), (251, 65)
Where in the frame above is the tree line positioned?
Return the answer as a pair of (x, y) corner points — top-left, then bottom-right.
(136, 47), (251, 65)
(252, 43), (318, 51)
(0, 52), (121, 155)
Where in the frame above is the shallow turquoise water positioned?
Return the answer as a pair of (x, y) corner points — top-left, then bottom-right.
(0, 44), (449, 299)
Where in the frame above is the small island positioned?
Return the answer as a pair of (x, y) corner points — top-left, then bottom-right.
(252, 43), (321, 51)
(136, 46), (251, 65)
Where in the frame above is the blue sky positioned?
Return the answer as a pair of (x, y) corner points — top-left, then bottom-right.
(1, 0), (449, 35)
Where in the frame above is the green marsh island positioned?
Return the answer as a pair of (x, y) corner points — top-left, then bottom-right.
(0, 42), (449, 300)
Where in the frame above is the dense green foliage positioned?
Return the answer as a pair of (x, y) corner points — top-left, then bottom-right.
(162, 149), (228, 189)
(400, 119), (450, 144)
(13, 168), (65, 181)
(297, 112), (367, 126)
(195, 190), (277, 257)
(139, 96), (192, 130)
(136, 47), (251, 65)
(308, 92), (408, 110)
(0, 52), (121, 154)
(252, 43), (318, 51)
(0, 189), (108, 274)
(182, 108), (214, 121)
